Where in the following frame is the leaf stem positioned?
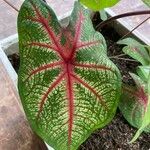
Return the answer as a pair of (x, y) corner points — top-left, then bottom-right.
(96, 10), (150, 29)
(109, 54), (127, 58)
(110, 57), (138, 62)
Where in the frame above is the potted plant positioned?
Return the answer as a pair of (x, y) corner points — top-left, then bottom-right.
(1, 0), (150, 149)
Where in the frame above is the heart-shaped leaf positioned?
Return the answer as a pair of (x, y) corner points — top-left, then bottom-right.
(80, 0), (120, 11)
(18, 0), (121, 149)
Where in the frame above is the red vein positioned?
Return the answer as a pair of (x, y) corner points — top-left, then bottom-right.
(27, 42), (65, 59)
(71, 74), (108, 111)
(26, 61), (63, 81)
(66, 64), (74, 148)
(29, 1), (65, 59)
(27, 42), (58, 52)
(70, 12), (83, 59)
(136, 87), (148, 109)
(76, 40), (101, 50)
(123, 86), (148, 110)
(37, 72), (66, 119)
(73, 63), (112, 71)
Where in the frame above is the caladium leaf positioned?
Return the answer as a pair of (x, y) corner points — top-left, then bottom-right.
(18, 0), (121, 150)
(117, 38), (150, 65)
(80, 0), (120, 11)
(119, 77), (150, 143)
(130, 71), (150, 142)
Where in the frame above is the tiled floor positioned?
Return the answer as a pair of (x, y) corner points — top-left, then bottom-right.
(0, 0), (75, 40)
(0, 0), (150, 44)
(0, 0), (22, 40)
(0, 58), (48, 150)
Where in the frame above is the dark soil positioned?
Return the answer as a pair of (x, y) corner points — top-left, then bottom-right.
(79, 111), (150, 150)
(8, 53), (20, 73)
(8, 13), (150, 150)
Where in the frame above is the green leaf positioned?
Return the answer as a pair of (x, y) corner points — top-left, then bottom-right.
(117, 38), (150, 65)
(142, 0), (150, 7)
(80, 0), (120, 11)
(129, 73), (145, 88)
(18, 0), (121, 150)
(131, 70), (150, 143)
(137, 66), (150, 82)
(100, 9), (108, 21)
(146, 46), (150, 52)
(148, 70), (150, 94)
(130, 99), (150, 143)
(119, 80), (150, 143)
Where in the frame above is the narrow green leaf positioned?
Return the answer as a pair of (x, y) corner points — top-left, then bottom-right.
(18, 0), (121, 149)
(80, 0), (120, 11)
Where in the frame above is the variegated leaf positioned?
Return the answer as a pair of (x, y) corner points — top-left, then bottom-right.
(117, 38), (150, 65)
(18, 0), (121, 149)
(119, 76), (150, 142)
